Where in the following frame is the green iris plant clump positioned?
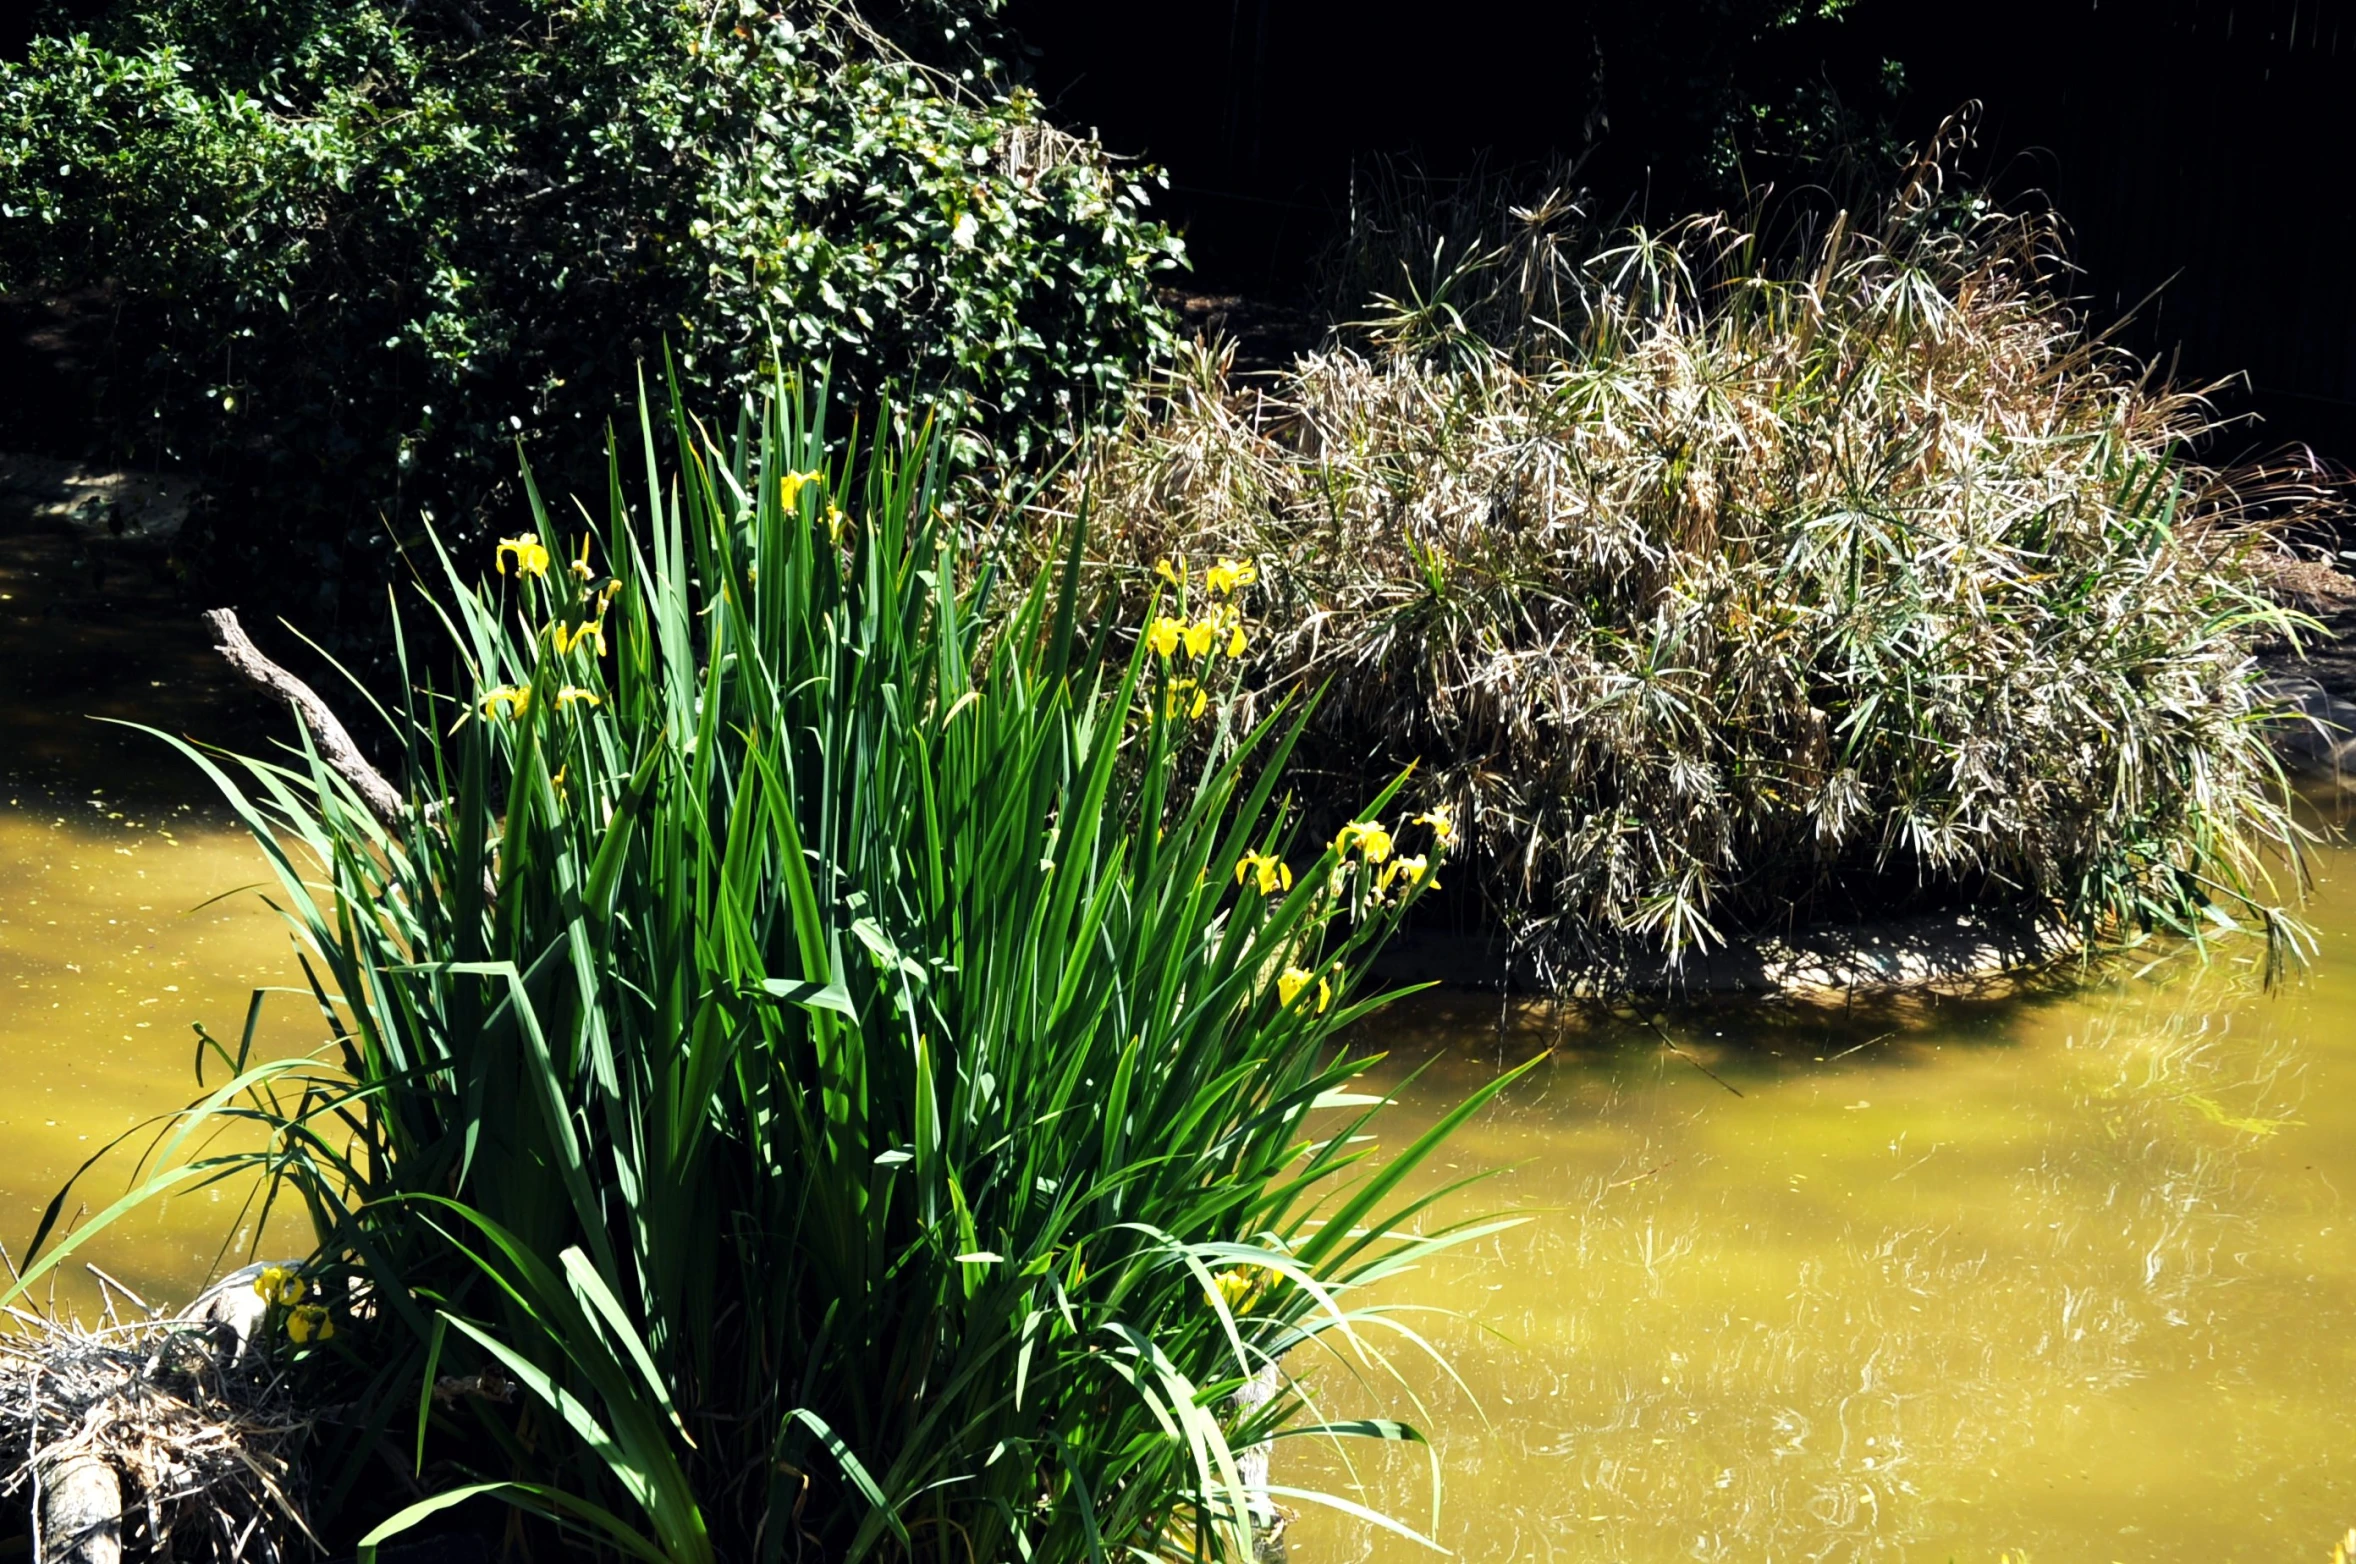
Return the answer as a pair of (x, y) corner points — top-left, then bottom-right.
(12, 378), (1515, 1563)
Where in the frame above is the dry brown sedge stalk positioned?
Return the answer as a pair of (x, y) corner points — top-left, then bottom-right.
(0, 1305), (314, 1564)
(1050, 138), (2339, 991)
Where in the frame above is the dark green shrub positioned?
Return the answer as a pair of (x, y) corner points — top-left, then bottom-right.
(0, 0), (1181, 621)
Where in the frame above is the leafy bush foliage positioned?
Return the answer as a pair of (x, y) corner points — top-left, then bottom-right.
(1061, 152), (2317, 987)
(0, 0), (1180, 616)
(15, 382), (1506, 1562)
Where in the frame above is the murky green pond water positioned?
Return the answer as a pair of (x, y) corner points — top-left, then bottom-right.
(0, 525), (304, 1310)
(4, 544), (2352, 1557)
(1295, 854), (2356, 1561)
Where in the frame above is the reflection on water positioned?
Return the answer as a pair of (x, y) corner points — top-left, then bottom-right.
(1293, 860), (2356, 1561)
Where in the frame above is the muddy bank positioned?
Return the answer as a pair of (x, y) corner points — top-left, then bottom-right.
(1373, 910), (2082, 1001)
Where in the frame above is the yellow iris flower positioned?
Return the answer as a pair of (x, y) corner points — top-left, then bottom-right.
(286, 1303), (334, 1344)
(1209, 1265), (1269, 1311)
(556, 686), (603, 709)
(480, 686), (532, 720)
(1182, 619), (1217, 658)
(496, 535), (550, 577)
(1378, 853), (1435, 896)
(1147, 616), (1185, 659)
(1277, 966), (1333, 1012)
(1332, 820), (1394, 863)
(1411, 807), (1457, 848)
(1234, 851), (1293, 896)
(781, 468), (824, 507)
(1227, 621), (1247, 658)
(1206, 558), (1257, 595)
(252, 1265), (305, 1306)
(548, 618), (608, 656)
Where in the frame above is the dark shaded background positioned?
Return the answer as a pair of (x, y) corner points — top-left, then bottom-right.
(8, 0), (2353, 464)
(1009, 0), (2356, 466)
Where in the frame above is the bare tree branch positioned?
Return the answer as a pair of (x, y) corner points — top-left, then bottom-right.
(201, 609), (406, 834)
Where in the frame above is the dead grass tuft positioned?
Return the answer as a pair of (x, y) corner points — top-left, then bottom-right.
(1048, 131), (2336, 989)
(0, 1303), (314, 1564)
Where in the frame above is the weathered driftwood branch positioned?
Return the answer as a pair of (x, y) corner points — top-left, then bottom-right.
(202, 609), (406, 833)
(40, 1454), (120, 1564)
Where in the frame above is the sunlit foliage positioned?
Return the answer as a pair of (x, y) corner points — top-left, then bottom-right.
(0, 0), (1180, 618)
(13, 381), (1511, 1563)
(1064, 145), (2320, 987)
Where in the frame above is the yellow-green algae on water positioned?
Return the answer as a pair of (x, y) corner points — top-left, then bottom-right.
(0, 805), (305, 1310)
(0, 513), (306, 1317)
(1290, 834), (2356, 1562)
